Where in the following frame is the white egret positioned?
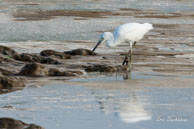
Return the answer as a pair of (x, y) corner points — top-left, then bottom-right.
(92, 23), (153, 67)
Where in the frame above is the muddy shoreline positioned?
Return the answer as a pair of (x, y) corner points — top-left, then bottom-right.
(1, 32), (194, 95)
(1, 17), (194, 92)
(1, 0), (194, 128)
(0, 45), (130, 94)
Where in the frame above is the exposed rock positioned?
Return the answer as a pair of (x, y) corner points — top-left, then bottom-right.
(40, 49), (71, 59)
(0, 46), (60, 64)
(0, 54), (6, 63)
(25, 124), (44, 129)
(19, 63), (83, 77)
(0, 67), (15, 76)
(1, 105), (13, 109)
(40, 57), (60, 64)
(19, 63), (48, 77)
(0, 76), (25, 94)
(0, 117), (44, 129)
(85, 64), (128, 72)
(48, 68), (83, 76)
(0, 56), (3, 63)
(15, 53), (60, 64)
(15, 53), (41, 62)
(0, 45), (20, 59)
(64, 48), (96, 56)
(0, 54), (21, 64)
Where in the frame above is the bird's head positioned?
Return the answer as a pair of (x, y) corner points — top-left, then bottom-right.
(92, 32), (112, 52)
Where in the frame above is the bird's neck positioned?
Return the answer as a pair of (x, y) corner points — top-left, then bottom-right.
(106, 33), (117, 47)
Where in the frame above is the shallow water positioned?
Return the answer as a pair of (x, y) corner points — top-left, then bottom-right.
(0, 77), (194, 129)
(71, 72), (178, 82)
(1, 0), (194, 128)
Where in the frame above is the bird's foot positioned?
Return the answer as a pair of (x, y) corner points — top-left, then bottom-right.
(133, 41), (137, 47)
(122, 55), (131, 66)
(122, 56), (132, 72)
(122, 56), (129, 66)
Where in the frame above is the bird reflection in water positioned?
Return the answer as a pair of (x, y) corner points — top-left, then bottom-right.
(118, 93), (152, 123)
(92, 90), (152, 123)
(122, 71), (132, 80)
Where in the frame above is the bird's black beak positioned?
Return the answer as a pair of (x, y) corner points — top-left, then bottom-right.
(92, 40), (103, 52)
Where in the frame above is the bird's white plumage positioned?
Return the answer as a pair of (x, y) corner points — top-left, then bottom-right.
(100, 23), (153, 48)
(92, 22), (153, 66)
(113, 23), (153, 45)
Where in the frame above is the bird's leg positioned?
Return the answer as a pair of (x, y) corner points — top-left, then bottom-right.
(129, 46), (132, 62)
(122, 42), (133, 66)
(133, 41), (137, 47)
(122, 55), (128, 66)
(128, 46), (133, 71)
(123, 42), (133, 72)
(122, 49), (130, 66)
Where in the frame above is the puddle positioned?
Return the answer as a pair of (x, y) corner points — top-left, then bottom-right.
(0, 81), (194, 129)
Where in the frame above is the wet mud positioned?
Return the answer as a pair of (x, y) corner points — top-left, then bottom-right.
(12, 7), (194, 21)
(13, 9), (112, 21)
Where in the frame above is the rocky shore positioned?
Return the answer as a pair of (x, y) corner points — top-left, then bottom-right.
(0, 45), (128, 94)
(0, 117), (44, 129)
